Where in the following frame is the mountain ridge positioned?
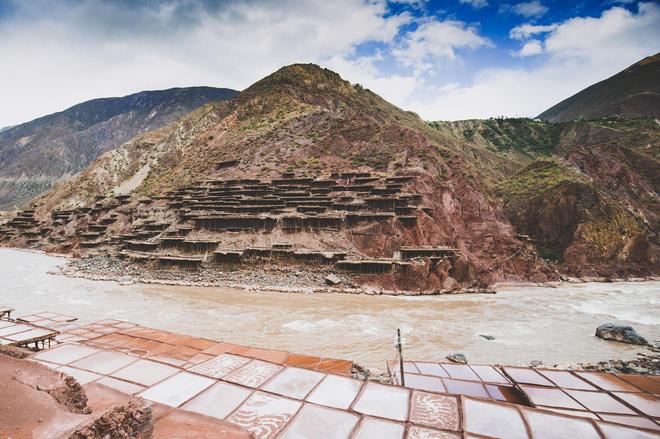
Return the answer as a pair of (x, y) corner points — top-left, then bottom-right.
(0, 86), (238, 209)
(538, 53), (660, 122)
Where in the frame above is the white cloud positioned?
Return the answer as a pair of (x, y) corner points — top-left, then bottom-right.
(459, 0), (489, 9)
(406, 2), (660, 120)
(502, 1), (549, 17)
(323, 55), (419, 105)
(391, 0), (428, 7)
(515, 39), (544, 57)
(509, 23), (558, 40)
(0, 0), (411, 127)
(542, 2), (659, 61)
(391, 18), (492, 72)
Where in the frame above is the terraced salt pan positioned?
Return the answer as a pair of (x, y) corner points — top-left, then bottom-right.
(0, 324), (33, 336)
(352, 417), (405, 439)
(189, 353), (251, 378)
(70, 351), (138, 375)
(614, 392), (660, 418)
(565, 389), (635, 415)
(520, 385), (584, 410)
(34, 344), (100, 365)
(442, 363), (480, 381)
(536, 369), (596, 390)
(463, 397), (528, 439)
(183, 381), (252, 420)
(139, 371), (214, 407)
(598, 423), (660, 439)
(409, 391), (460, 432)
(96, 376), (145, 395)
(261, 367), (324, 400)
(111, 358), (178, 386)
(226, 391), (301, 439)
(279, 404), (360, 439)
(352, 382), (410, 421)
(406, 425), (461, 438)
(5, 328), (54, 342)
(306, 374), (362, 409)
(58, 365), (101, 385)
(224, 359), (283, 388)
(523, 409), (601, 439)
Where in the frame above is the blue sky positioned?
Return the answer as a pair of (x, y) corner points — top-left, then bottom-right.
(0, 0), (658, 126)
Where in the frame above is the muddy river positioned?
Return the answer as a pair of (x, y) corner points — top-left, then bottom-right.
(2, 248), (658, 370)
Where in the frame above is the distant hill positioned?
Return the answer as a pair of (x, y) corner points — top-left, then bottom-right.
(0, 86), (238, 209)
(538, 53), (660, 122)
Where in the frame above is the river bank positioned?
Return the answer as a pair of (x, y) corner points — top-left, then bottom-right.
(60, 252), (660, 296)
(57, 253), (497, 296)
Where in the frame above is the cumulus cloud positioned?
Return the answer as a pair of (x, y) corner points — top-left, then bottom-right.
(391, 18), (491, 71)
(509, 23), (558, 40)
(515, 39), (544, 57)
(391, 0), (428, 7)
(542, 2), (659, 61)
(459, 0), (489, 9)
(501, 0), (549, 17)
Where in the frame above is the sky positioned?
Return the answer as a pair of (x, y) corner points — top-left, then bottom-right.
(0, 0), (658, 127)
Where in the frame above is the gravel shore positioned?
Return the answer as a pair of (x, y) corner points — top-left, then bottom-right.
(57, 254), (495, 295)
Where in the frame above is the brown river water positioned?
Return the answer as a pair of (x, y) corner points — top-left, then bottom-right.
(2, 248), (658, 371)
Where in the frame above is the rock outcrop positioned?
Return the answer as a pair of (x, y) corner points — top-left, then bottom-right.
(0, 353), (158, 439)
(595, 323), (648, 345)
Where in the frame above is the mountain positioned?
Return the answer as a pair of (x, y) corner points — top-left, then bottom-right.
(0, 86), (238, 210)
(431, 117), (659, 272)
(4, 64), (658, 292)
(538, 53), (660, 122)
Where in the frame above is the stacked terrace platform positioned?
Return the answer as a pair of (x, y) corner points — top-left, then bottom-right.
(337, 259), (412, 274)
(399, 246), (459, 260)
(167, 172), (428, 232)
(119, 241), (453, 273)
(1, 172), (461, 291)
(0, 316), (60, 350)
(0, 306), (13, 319)
(1, 210), (40, 243)
(17, 310), (78, 326)
(9, 310), (654, 438)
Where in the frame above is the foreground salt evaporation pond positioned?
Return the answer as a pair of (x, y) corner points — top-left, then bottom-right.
(2, 248), (658, 370)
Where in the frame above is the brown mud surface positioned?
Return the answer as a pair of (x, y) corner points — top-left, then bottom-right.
(0, 353), (249, 439)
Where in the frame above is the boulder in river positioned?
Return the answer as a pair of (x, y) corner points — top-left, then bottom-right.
(446, 353), (467, 364)
(324, 274), (342, 286)
(595, 323), (647, 345)
(118, 276), (135, 286)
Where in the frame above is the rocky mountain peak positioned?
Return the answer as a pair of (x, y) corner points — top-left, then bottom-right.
(538, 52), (660, 122)
(237, 63), (362, 112)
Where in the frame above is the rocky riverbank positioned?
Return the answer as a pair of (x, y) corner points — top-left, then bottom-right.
(59, 253), (659, 296)
(573, 351), (660, 375)
(57, 254), (496, 296)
